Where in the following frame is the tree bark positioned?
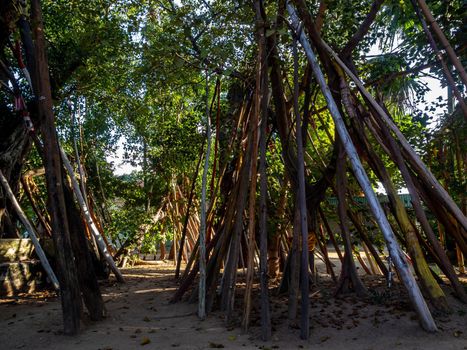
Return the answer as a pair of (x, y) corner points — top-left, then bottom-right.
(242, 21), (262, 329)
(63, 185), (106, 321)
(31, 0), (82, 335)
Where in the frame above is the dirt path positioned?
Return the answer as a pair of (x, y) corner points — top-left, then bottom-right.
(1, 261), (466, 349)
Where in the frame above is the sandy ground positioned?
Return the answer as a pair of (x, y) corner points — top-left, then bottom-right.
(1, 260), (466, 350)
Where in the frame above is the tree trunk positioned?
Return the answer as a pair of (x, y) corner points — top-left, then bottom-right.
(63, 185), (106, 321)
(31, 0), (82, 335)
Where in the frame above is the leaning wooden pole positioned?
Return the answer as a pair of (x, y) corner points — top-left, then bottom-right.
(292, 32), (310, 340)
(287, 3), (437, 332)
(320, 39), (467, 233)
(60, 147), (125, 283)
(0, 170), (59, 290)
(257, 0), (271, 339)
(415, 0), (467, 87)
(242, 6), (263, 329)
(175, 141), (204, 279)
(409, 0), (467, 117)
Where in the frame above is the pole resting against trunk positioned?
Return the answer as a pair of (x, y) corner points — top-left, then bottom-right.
(286, 3), (438, 332)
(0, 169), (60, 291)
(59, 147), (125, 283)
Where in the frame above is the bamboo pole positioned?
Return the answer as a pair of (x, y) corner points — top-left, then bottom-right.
(287, 3), (437, 332)
(60, 147), (125, 283)
(0, 169), (59, 290)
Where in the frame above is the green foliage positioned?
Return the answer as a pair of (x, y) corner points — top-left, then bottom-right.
(3, 0), (461, 254)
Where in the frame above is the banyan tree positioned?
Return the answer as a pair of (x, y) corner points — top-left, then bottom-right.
(0, 0), (466, 341)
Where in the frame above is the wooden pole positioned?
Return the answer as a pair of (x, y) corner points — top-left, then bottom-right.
(287, 3), (437, 332)
(175, 142), (204, 278)
(292, 33), (310, 340)
(31, 0), (82, 335)
(257, 0), (272, 338)
(60, 147), (124, 283)
(409, 0), (467, 117)
(0, 169), (59, 290)
(198, 69), (211, 319)
(242, 6), (263, 329)
(21, 176), (52, 236)
(320, 39), (467, 233)
(415, 0), (467, 87)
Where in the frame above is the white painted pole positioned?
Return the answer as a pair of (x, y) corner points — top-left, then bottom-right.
(287, 2), (437, 332)
(59, 147), (125, 283)
(0, 169), (59, 291)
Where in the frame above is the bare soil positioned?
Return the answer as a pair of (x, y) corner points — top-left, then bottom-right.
(1, 261), (466, 350)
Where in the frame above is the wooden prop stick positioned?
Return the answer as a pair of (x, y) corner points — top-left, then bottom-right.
(287, 3), (437, 332)
(408, 0), (466, 117)
(175, 143), (204, 278)
(198, 69), (211, 319)
(60, 147), (125, 283)
(242, 9), (263, 329)
(0, 169), (59, 290)
(320, 39), (467, 233)
(292, 32), (310, 340)
(21, 176), (52, 236)
(257, 0), (272, 338)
